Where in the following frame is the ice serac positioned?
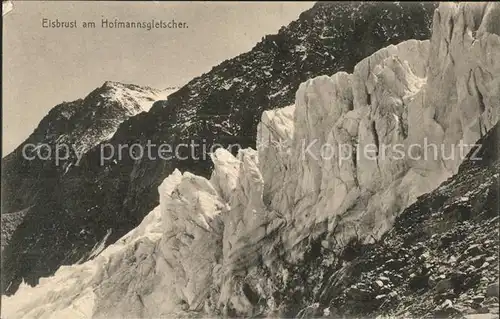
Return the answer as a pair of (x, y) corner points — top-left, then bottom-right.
(3, 3), (499, 318)
(1, 170), (182, 319)
(418, 2), (500, 172)
(278, 40), (433, 255)
(283, 1), (500, 254)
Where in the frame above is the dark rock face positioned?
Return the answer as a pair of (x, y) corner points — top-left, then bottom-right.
(1, 2), (437, 295)
(263, 122), (500, 318)
(1, 82), (162, 286)
(2, 82), (160, 214)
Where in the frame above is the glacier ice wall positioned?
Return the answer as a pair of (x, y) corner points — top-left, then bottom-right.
(2, 2), (500, 318)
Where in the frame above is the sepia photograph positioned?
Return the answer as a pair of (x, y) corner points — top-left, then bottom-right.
(1, 1), (499, 318)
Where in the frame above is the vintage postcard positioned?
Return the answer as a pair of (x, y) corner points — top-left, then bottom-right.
(2, 1), (499, 318)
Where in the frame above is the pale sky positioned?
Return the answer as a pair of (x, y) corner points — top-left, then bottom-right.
(2, 1), (314, 155)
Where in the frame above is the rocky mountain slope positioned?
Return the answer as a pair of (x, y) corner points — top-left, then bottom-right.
(1, 1), (437, 295)
(1, 82), (168, 252)
(2, 3), (498, 318)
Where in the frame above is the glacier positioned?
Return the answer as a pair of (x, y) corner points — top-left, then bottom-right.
(2, 2), (500, 318)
